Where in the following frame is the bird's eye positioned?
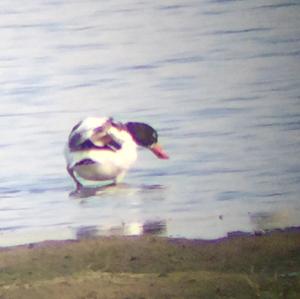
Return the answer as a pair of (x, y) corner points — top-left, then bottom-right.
(152, 131), (158, 141)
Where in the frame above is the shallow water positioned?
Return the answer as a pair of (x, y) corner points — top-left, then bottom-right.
(1, 0), (300, 246)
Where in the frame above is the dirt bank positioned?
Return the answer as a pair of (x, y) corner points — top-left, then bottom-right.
(1, 229), (300, 298)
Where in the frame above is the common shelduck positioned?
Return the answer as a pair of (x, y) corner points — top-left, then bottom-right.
(65, 117), (169, 191)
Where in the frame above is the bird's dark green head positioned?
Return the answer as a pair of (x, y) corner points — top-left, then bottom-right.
(126, 121), (169, 159)
(125, 122), (158, 147)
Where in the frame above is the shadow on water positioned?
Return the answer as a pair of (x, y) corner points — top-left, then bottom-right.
(69, 183), (166, 199)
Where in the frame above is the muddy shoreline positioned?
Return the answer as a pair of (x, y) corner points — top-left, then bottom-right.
(1, 227), (300, 298)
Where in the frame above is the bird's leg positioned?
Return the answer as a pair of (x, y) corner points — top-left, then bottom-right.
(67, 166), (82, 192)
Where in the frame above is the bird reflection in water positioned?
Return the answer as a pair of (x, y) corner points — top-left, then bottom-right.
(76, 220), (167, 240)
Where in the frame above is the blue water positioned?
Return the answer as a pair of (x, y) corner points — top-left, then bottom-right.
(0, 0), (300, 246)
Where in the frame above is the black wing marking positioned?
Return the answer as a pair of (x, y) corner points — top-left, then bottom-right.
(69, 137), (122, 152)
(74, 158), (97, 167)
(68, 120), (85, 151)
(68, 118), (123, 151)
(70, 120), (83, 134)
(107, 139), (122, 150)
(68, 132), (84, 150)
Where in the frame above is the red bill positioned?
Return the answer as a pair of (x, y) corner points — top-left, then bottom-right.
(150, 143), (169, 160)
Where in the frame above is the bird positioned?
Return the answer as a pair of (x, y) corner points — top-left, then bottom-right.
(65, 116), (169, 191)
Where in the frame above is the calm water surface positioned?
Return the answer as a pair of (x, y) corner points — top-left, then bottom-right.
(1, 0), (300, 246)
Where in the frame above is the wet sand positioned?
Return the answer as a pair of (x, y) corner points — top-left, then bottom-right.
(1, 228), (300, 299)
